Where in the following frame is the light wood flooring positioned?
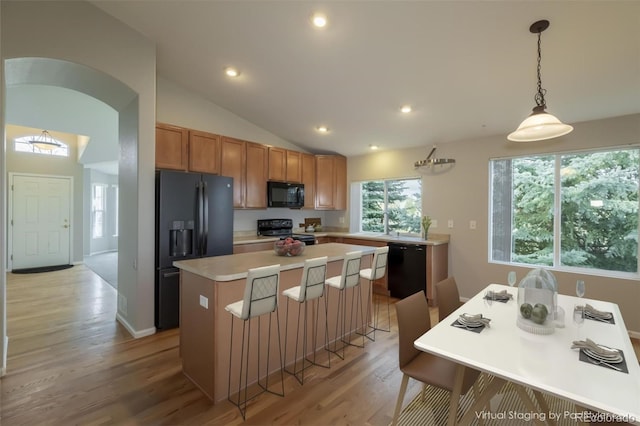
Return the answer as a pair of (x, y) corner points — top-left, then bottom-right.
(2, 265), (639, 425)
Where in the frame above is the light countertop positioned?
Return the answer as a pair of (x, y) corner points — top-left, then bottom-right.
(174, 242), (376, 282)
(233, 231), (449, 246)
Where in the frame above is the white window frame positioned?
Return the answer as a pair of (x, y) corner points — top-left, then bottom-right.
(489, 146), (640, 279)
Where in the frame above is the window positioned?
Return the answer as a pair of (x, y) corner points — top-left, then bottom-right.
(92, 184), (107, 239)
(358, 178), (422, 234)
(112, 185), (119, 237)
(14, 135), (69, 157)
(490, 148), (639, 274)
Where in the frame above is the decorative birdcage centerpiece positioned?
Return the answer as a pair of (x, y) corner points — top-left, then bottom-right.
(517, 268), (558, 335)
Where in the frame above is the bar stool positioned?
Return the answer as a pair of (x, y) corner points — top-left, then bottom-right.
(359, 246), (390, 341)
(282, 256), (329, 385)
(325, 251), (364, 359)
(225, 264), (283, 420)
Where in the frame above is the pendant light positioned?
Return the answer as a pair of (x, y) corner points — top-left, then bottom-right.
(29, 130), (61, 150)
(508, 20), (573, 142)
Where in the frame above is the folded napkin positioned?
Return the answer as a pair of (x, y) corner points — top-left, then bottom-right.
(584, 304), (613, 319)
(571, 338), (619, 357)
(459, 313), (491, 328)
(486, 290), (513, 300)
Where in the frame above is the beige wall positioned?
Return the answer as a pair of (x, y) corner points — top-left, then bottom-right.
(348, 114), (640, 334)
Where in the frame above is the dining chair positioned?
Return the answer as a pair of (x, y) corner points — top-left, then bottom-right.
(435, 276), (464, 322)
(282, 256), (330, 384)
(225, 264), (284, 420)
(391, 290), (480, 426)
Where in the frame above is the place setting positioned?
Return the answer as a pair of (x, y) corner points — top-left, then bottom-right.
(451, 313), (491, 333)
(582, 304), (615, 324)
(571, 338), (629, 373)
(483, 289), (514, 303)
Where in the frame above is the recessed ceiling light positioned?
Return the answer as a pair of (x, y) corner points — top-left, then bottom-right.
(369, 144), (379, 150)
(400, 105), (412, 114)
(316, 125), (329, 133)
(311, 13), (327, 28)
(224, 67), (240, 77)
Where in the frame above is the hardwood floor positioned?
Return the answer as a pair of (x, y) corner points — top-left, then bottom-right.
(1, 265), (419, 425)
(2, 265), (639, 425)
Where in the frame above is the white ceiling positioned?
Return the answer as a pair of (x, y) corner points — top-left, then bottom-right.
(91, 1), (640, 157)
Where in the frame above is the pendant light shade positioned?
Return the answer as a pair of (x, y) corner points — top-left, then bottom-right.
(508, 20), (573, 142)
(508, 106), (574, 142)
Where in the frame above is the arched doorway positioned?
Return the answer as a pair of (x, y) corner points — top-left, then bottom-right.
(2, 57), (140, 372)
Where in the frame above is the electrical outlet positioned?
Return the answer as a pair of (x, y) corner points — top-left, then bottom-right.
(339, 216), (345, 224)
(431, 219), (438, 228)
(469, 220), (477, 230)
(199, 295), (209, 309)
(448, 219), (454, 228)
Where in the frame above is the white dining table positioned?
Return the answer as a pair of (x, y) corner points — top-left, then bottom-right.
(414, 283), (640, 426)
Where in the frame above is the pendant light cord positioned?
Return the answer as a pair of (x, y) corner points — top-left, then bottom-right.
(534, 30), (547, 109)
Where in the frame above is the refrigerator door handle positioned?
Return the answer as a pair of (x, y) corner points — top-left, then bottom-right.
(197, 181), (204, 256)
(202, 181), (209, 254)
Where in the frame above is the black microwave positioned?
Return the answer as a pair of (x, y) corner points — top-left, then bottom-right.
(267, 181), (305, 208)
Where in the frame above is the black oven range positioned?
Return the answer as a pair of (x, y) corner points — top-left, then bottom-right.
(257, 219), (316, 245)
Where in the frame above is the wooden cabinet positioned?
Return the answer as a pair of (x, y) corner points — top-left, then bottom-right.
(245, 142), (268, 208)
(189, 130), (220, 174)
(220, 137), (246, 208)
(157, 122), (343, 210)
(220, 137), (267, 209)
(315, 155), (347, 210)
(286, 150), (302, 183)
(156, 123), (189, 171)
(233, 241), (274, 254)
(268, 147), (302, 183)
(268, 147), (287, 181)
(156, 124), (220, 174)
(301, 153), (316, 209)
(335, 155), (347, 210)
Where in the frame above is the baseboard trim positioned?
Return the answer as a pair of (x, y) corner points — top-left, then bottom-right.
(116, 313), (156, 339)
(628, 330), (639, 340)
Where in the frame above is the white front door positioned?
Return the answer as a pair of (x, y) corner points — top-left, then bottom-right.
(10, 174), (72, 269)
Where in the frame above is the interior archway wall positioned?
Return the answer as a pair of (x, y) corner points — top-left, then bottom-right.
(1, 0), (157, 373)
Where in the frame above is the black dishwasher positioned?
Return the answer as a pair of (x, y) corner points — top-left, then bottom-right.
(387, 242), (427, 299)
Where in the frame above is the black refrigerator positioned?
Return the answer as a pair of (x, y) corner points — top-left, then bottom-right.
(155, 170), (234, 330)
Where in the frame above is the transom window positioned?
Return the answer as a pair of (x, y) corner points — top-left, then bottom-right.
(356, 178), (422, 235)
(14, 135), (69, 157)
(490, 147), (639, 275)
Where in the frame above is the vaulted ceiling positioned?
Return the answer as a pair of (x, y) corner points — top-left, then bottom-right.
(90, 1), (640, 157)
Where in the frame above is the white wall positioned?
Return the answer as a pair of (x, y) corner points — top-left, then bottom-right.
(348, 113), (640, 333)
(2, 1), (156, 341)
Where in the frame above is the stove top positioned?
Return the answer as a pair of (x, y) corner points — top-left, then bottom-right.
(257, 219), (316, 245)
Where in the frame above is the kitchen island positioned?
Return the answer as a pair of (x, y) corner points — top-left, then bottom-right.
(173, 243), (375, 403)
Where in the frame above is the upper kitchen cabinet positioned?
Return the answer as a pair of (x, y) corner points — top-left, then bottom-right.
(301, 153), (315, 209)
(156, 123), (188, 171)
(220, 136), (246, 208)
(268, 147), (286, 182)
(268, 147), (303, 183)
(286, 150), (302, 183)
(315, 154), (347, 210)
(245, 142), (268, 208)
(220, 137), (268, 209)
(188, 130), (220, 174)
